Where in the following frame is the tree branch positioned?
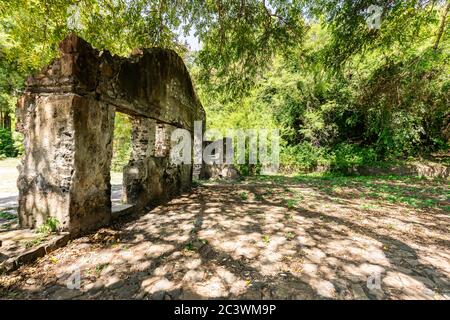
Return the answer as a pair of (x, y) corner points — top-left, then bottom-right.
(434, 1), (450, 51)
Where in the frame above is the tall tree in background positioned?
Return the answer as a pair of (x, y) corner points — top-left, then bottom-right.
(0, 0), (448, 167)
(0, 1), (306, 83)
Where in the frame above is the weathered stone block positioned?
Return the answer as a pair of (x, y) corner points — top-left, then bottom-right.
(17, 94), (114, 235)
(122, 119), (192, 207)
(16, 34), (205, 236)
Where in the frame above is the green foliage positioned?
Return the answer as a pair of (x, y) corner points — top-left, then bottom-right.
(331, 144), (378, 172)
(21, 217), (59, 248)
(111, 113), (132, 171)
(94, 263), (109, 274)
(0, 1), (448, 173)
(284, 232), (295, 240)
(309, 0), (443, 69)
(239, 192), (248, 200)
(0, 128), (18, 157)
(281, 142), (329, 171)
(292, 173), (449, 211)
(0, 0), (306, 95)
(184, 242), (195, 252)
(0, 211), (16, 220)
(191, 179), (203, 188)
(37, 217), (59, 235)
(23, 237), (43, 249)
(197, 3), (450, 174)
(285, 199), (297, 210)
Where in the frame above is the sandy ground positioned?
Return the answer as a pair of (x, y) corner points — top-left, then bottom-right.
(0, 159), (124, 212)
(1, 174), (449, 300)
(0, 159), (20, 210)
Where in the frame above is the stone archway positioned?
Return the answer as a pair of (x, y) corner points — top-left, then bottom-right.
(16, 34), (205, 236)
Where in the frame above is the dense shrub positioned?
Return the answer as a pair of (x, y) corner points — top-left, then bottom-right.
(280, 142), (380, 173)
(111, 113), (132, 172)
(281, 142), (329, 171)
(196, 9), (450, 175)
(330, 144), (378, 172)
(0, 128), (18, 158)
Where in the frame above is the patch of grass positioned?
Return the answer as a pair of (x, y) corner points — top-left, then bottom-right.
(254, 172), (449, 213)
(192, 180), (203, 188)
(284, 212), (294, 220)
(293, 172), (448, 211)
(360, 203), (377, 211)
(95, 263), (109, 273)
(239, 192), (249, 200)
(22, 218), (60, 248)
(262, 235), (271, 244)
(368, 192), (380, 198)
(0, 211), (16, 220)
(285, 199), (297, 210)
(184, 242), (196, 251)
(37, 217), (59, 235)
(403, 197), (420, 208)
(1, 222), (12, 230)
(2, 290), (20, 298)
(284, 232), (295, 240)
(253, 193), (264, 201)
(23, 236), (44, 249)
(295, 193), (304, 200)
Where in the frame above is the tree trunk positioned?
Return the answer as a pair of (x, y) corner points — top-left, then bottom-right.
(434, 2), (450, 51)
(4, 112), (11, 130)
(0, 110), (12, 130)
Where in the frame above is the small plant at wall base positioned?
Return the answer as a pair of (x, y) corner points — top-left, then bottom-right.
(37, 217), (60, 235)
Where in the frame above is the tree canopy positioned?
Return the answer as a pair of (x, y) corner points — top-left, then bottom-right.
(0, 0), (449, 170)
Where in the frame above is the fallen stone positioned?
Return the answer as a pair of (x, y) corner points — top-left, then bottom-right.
(142, 277), (174, 295)
(53, 287), (83, 300)
(351, 284), (369, 300)
(105, 277), (124, 290)
(368, 288), (385, 300)
(183, 270), (205, 282)
(179, 290), (205, 300)
(0, 232), (70, 274)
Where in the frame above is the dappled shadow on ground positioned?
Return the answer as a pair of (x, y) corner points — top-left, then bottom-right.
(0, 175), (449, 300)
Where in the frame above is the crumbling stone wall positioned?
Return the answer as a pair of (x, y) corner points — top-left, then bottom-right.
(121, 118), (192, 208)
(203, 138), (239, 180)
(16, 34), (205, 236)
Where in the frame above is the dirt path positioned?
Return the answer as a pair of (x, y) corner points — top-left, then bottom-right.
(0, 175), (449, 300)
(0, 158), (124, 217)
(0, 159), (19, 210)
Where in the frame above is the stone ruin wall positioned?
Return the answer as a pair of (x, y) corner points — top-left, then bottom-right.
(122, 118), (193, 208)
(16, 34), (205, 236)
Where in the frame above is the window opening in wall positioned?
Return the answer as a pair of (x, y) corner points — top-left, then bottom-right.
(111, 112), (132, 208)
